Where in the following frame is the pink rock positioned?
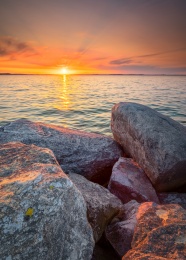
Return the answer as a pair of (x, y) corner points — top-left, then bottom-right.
(108, 157), (159, 204)
(106, 201), (156, 257)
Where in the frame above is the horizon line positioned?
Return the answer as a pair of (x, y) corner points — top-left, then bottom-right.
(0, 73), (186, 76)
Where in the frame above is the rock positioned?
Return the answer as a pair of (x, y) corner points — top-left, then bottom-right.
(68, 173), (123, 242)
(106, 201), (155, 257)
(111, 102), (186, 192)
(158, 192), (186, 209)
(106, 200), (140, 257)
(108, 157), (159, 204)
(123, 204), (186, 259)
(0, 119), (123, 185)
(122, 251), (169, 259)
(0, 142), (94, 260)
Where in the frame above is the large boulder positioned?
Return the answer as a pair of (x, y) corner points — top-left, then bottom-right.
(106, 201), (154, 257)
(0, 119), (123, 185)
(108, 157), (159, 203)
(123, 204), (186, 259)
(0, 142), (94, 260)
(158, 192), (186, 210)
(68, 173), (123, 242)
(111, 102), (186, 192)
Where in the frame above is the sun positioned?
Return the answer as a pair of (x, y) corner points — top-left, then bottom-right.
(60, 67), (68, 75)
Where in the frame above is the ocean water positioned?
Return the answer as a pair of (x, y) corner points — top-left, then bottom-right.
(0, 75), (185, 136)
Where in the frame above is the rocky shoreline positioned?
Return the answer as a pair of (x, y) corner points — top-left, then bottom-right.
(1, 102), (186, 260)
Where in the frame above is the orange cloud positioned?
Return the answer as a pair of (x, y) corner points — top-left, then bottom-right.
(0, 36), (111, 74)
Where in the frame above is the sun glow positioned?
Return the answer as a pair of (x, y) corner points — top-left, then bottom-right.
(60, 67), (68, 75)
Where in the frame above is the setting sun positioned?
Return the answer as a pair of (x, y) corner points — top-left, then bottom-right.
(61, 67), (68, 75)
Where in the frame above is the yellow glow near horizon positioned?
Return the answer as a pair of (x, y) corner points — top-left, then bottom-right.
(60, 67), (68, 75)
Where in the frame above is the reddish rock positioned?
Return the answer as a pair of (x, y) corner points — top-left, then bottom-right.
(0, 119), (123, 185)
(111, 102), (186, 192)
(122, 251), (169, 259)
(108, 157), (159, 204)
(105, 200), (140, 257)
(158, 192), (186, 209)
(123, 204), (186, 260)
(105, 201), (155, 257)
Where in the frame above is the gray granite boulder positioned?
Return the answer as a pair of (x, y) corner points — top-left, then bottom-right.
(0, 119), (123, 185)
(106, 201), (155, 257)
(123, 204), (186, 259)
(108, 157), (159, 204)
(0, 142), (94, 260)
(68, 173), (123, 242)
(158, 192), (186, 209)
(111, 102), (186, 192)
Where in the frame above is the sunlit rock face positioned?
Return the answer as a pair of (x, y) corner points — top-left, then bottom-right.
(111, 102), (186, 192)
(108, 157), (159, 204)
(0, 119), (123, 185)
(68, 173), (123, 243)
(122, 204), (186, 260)
(106, 201), (155, 257)
(0, 142), (94, 260)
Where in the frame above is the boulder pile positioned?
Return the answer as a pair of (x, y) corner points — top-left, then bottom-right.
(0, 102), (186, 259)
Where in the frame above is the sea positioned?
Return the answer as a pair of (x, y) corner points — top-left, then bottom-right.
(0, 75), (185, 136)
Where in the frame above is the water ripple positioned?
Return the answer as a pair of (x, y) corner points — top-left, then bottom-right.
(0, 75), (185, 135)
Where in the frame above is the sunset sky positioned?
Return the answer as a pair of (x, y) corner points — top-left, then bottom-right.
(0, 0), (186, 75)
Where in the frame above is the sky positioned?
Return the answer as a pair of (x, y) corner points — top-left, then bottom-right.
(0, 0), (186, 75)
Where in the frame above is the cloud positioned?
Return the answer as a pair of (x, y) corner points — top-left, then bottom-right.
(110, 58), (133, 65)
(0, 36), (37, 58)
(110, 48), (186, 66)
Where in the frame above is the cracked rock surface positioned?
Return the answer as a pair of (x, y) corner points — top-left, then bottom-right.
(123, 204), (186, 259)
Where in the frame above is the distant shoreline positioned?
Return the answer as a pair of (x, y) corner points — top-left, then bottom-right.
(0, 73), (186, 76)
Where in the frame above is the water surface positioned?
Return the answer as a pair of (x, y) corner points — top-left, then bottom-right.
(0, 75), (185, 135)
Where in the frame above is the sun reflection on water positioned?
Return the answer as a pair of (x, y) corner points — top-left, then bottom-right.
(54, 75), (71, 111)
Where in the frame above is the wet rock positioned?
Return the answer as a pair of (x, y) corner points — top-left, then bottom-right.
(68, 173), (123, 242)
(123, 204), (186, 259)
(0, 119), (123, 185)
(106, 201), (154, 257)
(111, 102), (186, 192)
(108, 157), (159, 203)
(158, 192), (186, 209)
(0, 142), (94, 260)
